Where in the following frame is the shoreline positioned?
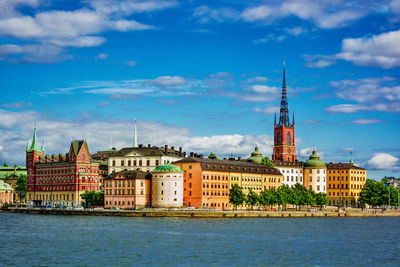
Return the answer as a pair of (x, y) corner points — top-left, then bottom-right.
(2, 207), (400, 218)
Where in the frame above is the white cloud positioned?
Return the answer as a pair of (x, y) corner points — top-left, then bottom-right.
(336, 30), (400, 68)
(0, 0), (175, 62)
(1, 102), (31, 109)
(304, 54), (336, 68)
(251, 85), (279, 93)
(253, 105), (280, 115)
(350, 118), (384, 124)
(0, 110), (274, 165)
(96, 53), (108, 60)
(125, 60), (137, 67)
(325, 104), (369, 113)
(192, 5), (240, 23)
(390, 0), (400, 14)
(241, 1), (367, 29)
(299, 147), (325, 158)
(367, 153), (399, 170)
(150, 76), (187, 87)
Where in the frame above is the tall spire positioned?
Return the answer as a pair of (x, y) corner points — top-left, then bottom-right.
(41, 140), (45, 152)
(133, 119), (138, 148)
(28, 125), (41, 152)
(292, 112), (295, 125)
(278, 61), (290, 127)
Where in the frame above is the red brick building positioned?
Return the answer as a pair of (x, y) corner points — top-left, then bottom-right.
(272, 65), (297, 162)
(26, 127), (100, 207)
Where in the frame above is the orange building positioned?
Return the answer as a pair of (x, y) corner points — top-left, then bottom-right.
(326, 161), (367, 207)
(173, 157), (283, 210)
(104, 170), (152, 209)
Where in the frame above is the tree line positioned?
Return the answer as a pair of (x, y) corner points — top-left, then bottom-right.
(229, 183), (328, 210)
(359, 179), (399, 207)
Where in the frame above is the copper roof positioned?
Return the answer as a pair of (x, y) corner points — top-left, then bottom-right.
(326, 163), (366, 170)
(175, 157), (282, 175)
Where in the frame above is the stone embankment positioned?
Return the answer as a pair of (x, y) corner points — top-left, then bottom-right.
(2, 207), (400, 218)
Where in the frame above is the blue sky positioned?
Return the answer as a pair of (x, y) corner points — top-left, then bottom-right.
(0, 0), (399, 179)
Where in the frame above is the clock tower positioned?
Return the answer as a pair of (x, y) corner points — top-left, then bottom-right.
(272, 63), (297, 162)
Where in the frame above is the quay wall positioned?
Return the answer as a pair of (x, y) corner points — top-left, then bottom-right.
(2, 207), (400, 218)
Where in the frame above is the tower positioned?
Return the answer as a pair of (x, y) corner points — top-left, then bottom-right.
(272, 63), (297, 162)
(26, 126), (45, 200)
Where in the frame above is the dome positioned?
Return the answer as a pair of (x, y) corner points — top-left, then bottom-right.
(153, 164), (184, 173)
(304, 147), (326, 169)
(248, 146), (263, 164)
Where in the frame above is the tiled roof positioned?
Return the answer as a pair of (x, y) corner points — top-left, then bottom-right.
(326, 163), (366, 170)
(105, 170), (152, 180)
(174, 157), (282, 175)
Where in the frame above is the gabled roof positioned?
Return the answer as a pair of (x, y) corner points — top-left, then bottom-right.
(70, 141), (90, 156)
(174, 157), (282, 175)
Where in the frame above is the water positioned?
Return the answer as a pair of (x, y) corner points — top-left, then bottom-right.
(0, 214), (399, 266)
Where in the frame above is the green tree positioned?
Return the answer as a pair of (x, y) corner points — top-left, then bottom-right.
(315, 192), (328, 208)
(208, 152), (218, 159)
(3, 163), (8, 167)
(81, 191), (104, 207)
(259, 188), (276, 208)
(261, 157), (275, 167)
(229, 184), (246, 210)
(387, 185), (399, 206)
(275, 184), (291, 210)
(246, 189), (259, 210)
(15, 174), (27, 201)
(359, 179), (388, 207)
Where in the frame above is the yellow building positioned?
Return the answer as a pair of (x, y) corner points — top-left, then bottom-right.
(173, 157), (283, 210)
(326, 160), (367, 207)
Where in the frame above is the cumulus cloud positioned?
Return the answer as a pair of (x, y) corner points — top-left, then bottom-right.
(241, 1), (367, 29)
(253, 105), (280, 115)
(299, 147), (325, 159)
(325, 76), (400, 113)
(350, 118), (384, 124)
(0, 109), (274, 165)
(0, 0), (175, 62)
(367, 153), (400, 170)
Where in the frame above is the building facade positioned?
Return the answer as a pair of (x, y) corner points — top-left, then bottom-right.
(271, 160), (303, 187)
(0, 179), (14, 206)
(26, 127), (100, 207)
(104, 170), (152, 209)
(173, 157), (283, 210)
(303, 148), (327, 193)
(108, 145), (185, 174)
(326, 160), (367, 207)
(272, 65), (297, 162)
(91, 148), (117, 190)
(151, 164), (184, 208)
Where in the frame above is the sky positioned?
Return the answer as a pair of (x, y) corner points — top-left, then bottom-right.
(0, 0), (399, 179)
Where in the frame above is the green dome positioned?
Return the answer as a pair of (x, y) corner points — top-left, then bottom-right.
(153, 164), (184, 173)
(304, 148), (326, 169)
(248, 146), (262, 164)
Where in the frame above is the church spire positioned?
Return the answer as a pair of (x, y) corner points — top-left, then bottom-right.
(41, 140), (45, 152)
(28, 125), (41, 152)
(278, 61), (290, 127)
(133, 119), (138, 148)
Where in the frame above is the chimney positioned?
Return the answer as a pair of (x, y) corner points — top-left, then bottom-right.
(179, 147), (182, 155)
(165, 145), (168, 153)
(190, 152), (194, 157)
(171, 146), (175, 150)
(139, 144), (143, 148)
(183, 152), (186, 157)
(148, 144), (151, 147)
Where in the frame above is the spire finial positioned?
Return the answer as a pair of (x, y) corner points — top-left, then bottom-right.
(349, 151), (354, 165)
(278, 62), (289, 127)
(133, 118), (138, 148)
(29, 125), (40, 151)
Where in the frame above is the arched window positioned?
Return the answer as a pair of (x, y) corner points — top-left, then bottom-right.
(287, 132), (291, 145)
(277, 133), (281, 145)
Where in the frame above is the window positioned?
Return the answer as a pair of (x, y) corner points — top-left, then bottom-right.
(189, 191), (192, 196)
(309, 169), (312, 174)
(121, 160), (124, 166)
(139, 160), (142, 166)
(189, 173), (192, 178)
(174, 191), (177, 195)
(277, 132), (281, 145)
(155, 160), (159, 166)
(128, 160), (131, 166)
(161, 190), (163, 195)
(287, 132), (291, 145)
(112, 160), (116, 166)
(147, 160), (150, 166)
(141, 182), (144, 187)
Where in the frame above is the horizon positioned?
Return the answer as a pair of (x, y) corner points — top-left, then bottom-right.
(1, 0), (399, 180)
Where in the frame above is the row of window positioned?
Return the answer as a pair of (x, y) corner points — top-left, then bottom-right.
(202, 191), (228, 196)
(281, 169), (303, 174)
(286, 176), (302, 183)
(202, 183), (229, 189)
(105, 189), (143, 195)
(31, 185), (96, 191)
(105, 200), (133, 206)
(329, 170), (366, 175)
(112, 159), (174, 167)
(328, 191), (360, 197)
(29, 193), (75, 201)
(328, 176), (365, 182)
(328, 184), (364, 190)
(105, 181), (144, 188)
(309, 185), (325, 191)
(308, 176), (325, 182)
(35, 167), (97, 174)
(33, 176), (97, 184)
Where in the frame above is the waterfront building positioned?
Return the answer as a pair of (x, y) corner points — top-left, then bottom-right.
(326, 158), (367, 207)
(91, 148), (117, 190)
(0, 165), (27, 202)
(26, 127), (100, 207)
(303, 148), (326, 193)
(104, 170), (151, 209)
(0, 179), (14, 206)
(108, 144), (185, 174)
(271, 160), (304, 187)
(272, 64), (297, 162)
(173, 157), (283, 210)
(151, 164), (184, 208)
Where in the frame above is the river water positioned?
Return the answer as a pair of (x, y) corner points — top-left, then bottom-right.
(0, 213), (399, 266)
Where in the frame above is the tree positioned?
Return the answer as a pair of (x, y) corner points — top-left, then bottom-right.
(208, 152), (218, 159)
(259, 188), (276, 208)
(315, 192), (328, 208)
(15, 174), (27, 201)
(359, 179), (390, 207)
(275, 184), (291, 210)
(261, 157), (275, 167)
(246, 189), (259, 210)
(3, 163), (8, 167)
(229, 184), (246, 210)
(80, 191), (104, 207)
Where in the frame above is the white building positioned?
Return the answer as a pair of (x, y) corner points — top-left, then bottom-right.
(304, 148), (327, 193)
(151, 164), (184, 208)
(271, 160), (304, 187)
(108, 145), (185, 174)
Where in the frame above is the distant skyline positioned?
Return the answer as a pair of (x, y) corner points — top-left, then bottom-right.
(1, 0), (400, 179)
